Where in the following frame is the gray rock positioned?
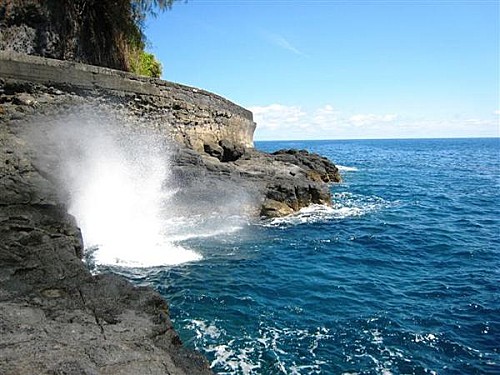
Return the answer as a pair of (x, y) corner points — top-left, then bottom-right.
(272, 149), (342, 183)
(203, 141), (224, 160)
(260, 199), (295, 218)
(12, 92), (37, 106)
(171, 145), (340, 217)
(219, 139), (245, 162)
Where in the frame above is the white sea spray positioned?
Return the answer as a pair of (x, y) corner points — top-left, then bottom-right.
(24, 108), (248, 268)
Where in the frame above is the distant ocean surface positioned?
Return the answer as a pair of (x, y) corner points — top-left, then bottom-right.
(117, 138), (499, 374)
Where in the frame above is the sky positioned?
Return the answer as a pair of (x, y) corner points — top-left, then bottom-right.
(145, 0), (499, 140)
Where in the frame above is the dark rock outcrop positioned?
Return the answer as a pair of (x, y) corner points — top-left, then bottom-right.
(171, 146), (340, 218)
(272, 149), (342, 183)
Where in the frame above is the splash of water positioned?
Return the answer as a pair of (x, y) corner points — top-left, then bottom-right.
(30, 110), (202, 268)
(67, 131), (201, 267)
(336, 165), (359, 172)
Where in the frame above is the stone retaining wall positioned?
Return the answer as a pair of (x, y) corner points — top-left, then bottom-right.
(0, 51), (256, 152)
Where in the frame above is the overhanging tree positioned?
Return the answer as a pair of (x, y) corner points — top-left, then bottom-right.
(0, 0), (178, 76)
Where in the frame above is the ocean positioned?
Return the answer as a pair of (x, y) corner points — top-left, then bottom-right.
(103, 138), (499, 374)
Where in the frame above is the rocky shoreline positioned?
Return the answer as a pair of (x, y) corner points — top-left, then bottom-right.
(0, 53), (340, 374)
(0, 87), (214, 374)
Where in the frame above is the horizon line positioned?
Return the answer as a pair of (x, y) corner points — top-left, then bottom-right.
(254, 135), (500, 142)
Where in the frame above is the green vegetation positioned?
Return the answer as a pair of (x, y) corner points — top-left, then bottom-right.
(129, 50), (163, 78)
(125, 0), (176, 77)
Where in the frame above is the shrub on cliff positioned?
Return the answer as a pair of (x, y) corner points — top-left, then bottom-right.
(129, 50), (162, 78)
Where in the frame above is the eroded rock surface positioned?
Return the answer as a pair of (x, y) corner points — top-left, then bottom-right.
(171, 145), (340, 218)
(0, 51), (256, 153)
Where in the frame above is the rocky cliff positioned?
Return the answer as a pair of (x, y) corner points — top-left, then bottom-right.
(0, 51), (340, 374)
(0, 51), (340, 216)
(0, 51), (256, 152)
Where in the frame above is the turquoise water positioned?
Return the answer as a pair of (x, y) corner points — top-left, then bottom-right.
(116, 138), (499, 374)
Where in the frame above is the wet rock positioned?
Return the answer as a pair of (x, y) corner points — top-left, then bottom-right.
(13, 93), (37, 106)
(272, 149), (341, 183)
(260, 199), (295, 217)
(171, 145), (339, 218)
(219, 139), (245, 162)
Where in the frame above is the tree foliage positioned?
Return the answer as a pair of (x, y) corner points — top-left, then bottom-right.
(79, 0), (177, 75)
(1, 0), (174, 75)
(126, 0), (177, 77)
(132, 0), (177, 21)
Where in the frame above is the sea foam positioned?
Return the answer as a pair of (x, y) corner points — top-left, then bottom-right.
(337, 164), (359, 172)
(264, 192), (391, 227)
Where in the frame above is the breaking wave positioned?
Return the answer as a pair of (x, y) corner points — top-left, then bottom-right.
(263, 192), (393, 227)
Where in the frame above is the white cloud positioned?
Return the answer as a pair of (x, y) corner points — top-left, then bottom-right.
(250, 104), (399, 140)
(465, 118), (494, 126)
(249, 103), (499, 140)
(249, 104), (306, 131)
(312, 105), (340, 126)
(260, 30), (305, 56)
(348, 114), (398, 127)
(494, 110), (500, 115)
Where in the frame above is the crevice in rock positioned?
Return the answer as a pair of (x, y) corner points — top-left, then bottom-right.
(78, 288), (106, 340)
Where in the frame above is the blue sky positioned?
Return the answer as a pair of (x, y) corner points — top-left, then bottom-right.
(145, 0), (499, 140)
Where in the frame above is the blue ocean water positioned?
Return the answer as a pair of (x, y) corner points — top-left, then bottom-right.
(119, 138), (499, 374)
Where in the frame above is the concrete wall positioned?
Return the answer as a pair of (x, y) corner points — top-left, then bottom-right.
(0, 51), (256, 151)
